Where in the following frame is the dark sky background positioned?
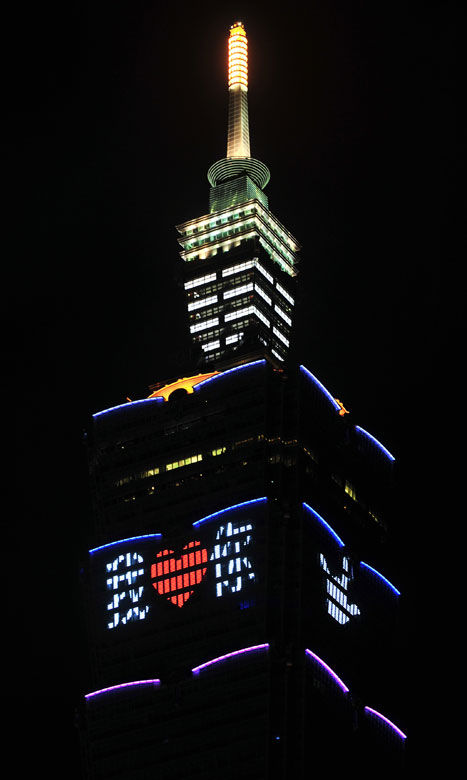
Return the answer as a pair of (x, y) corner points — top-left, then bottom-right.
(7, 0), (461, 775)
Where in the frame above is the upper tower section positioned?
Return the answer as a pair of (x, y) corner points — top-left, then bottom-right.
(207, 22), (270, 211)
(177, 22), (300, 368)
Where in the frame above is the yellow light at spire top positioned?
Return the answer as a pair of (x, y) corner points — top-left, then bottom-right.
(228, 22), (248, 88)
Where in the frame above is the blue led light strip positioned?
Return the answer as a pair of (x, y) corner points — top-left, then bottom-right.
(89, 533), (163, 555)
(305, 649), (349, 694)
(360, 562), (400, 596)
(299, 365), (341, 411)
(193, 359), (266, 391)
(354, 425), (395, 462)
(85, 679), (160, 700)
(192, 643), (269, 674)
(93, 397), (164, 419)
(193, 497), (267, 528)
(364, 706), (407, 740)
(302, 502), (345, 548)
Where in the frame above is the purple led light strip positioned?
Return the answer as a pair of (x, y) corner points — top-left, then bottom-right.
(192, 643), (269, 674)
(193, 359), (266, 391)
(354, 425), (395, 462)
(193, 497), (267, 528)
(85, 679), (160, 700)
(89, 533), (163, 555)
(364, 706), (407, 740)
(299, 365), (341, 412)
(305, 649), (349, 694)
(93, 396), (164, 419)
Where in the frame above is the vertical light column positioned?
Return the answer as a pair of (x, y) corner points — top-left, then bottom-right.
(227, 22), (250, 159)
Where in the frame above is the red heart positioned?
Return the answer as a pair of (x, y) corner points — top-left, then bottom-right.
(151, 541), (208, 608)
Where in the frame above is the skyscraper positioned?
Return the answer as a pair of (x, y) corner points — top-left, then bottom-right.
(82, 21), (406, 779)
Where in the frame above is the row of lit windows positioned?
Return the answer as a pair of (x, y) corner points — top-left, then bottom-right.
(225, 305), (270, 328)
(201, 340), (220, 353)
(330, 473), (383, 527)
(190, 304), (224, 322)
(223, 282), (253, 300)
(113, 437), (312, 491)
(182, 215), (297, 275)
(179, 201), (297, 254)
(114, 448), (235, 489)
(185, 265), (294, 314)
(180, 210), (298, 269)
(190, 306), (290, 346)
(180, 205), (256, 237)
(273, 326), (290, 347)
(190, 317), (219, 334)
(223, 258), (273, 284)
(184, 272), (217, 290)
(115, 454), (203, 486)
(108, 440), (331, 510)
(187, 294), (218, 312)
(274, 304), (292, 326)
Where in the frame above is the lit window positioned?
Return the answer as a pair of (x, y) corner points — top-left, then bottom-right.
(274, 304), (292, 326)
(254, 260), (273, 284)
(202, 340), (220, 352)
(223, 282), (254, 300)
(253, 306), (270, 327)
(225, 305), (253, 323)
(345, 481), (357, 500)
(188, 294), (218, 312)
(184, 272), (217, 290)
(223, 260), (255, 277)
(190, 317), (219, 333)
(273, 326), (289, 346)
(255, 284), (272, 306)
(166, 454), (203, 471)
(276, 282), (294, 305)
(226, 332), (243, 345)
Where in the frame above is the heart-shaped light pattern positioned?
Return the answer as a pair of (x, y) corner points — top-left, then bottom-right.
(151, 541), (208, 608)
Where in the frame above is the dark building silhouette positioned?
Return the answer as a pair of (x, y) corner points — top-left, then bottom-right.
(81, 22), (406, 779)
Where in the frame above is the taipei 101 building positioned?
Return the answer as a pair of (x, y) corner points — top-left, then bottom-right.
(82, 22), (407, 779)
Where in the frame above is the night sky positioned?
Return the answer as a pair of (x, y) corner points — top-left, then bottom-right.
(7, 0), (460, 774)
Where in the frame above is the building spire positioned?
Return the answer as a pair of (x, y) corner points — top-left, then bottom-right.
(226, 22), (250, 158)
(207, 22), (270, 195)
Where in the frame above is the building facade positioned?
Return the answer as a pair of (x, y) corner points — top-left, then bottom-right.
(82, 22), (406, 779)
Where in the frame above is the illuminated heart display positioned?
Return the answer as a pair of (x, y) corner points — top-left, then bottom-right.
(151, 541), (208, 608)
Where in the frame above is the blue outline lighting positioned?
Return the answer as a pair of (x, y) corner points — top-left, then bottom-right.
(89, 533), (163, 555)
(360, 562), (401, 596)
(299, 365), (341, 412)
(193, 359), (266, 391)
(354, 425), (395, 462)
(302, 502), (345, 548)
(93, 397), (164, 419)
(193, 497), (267, 528)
